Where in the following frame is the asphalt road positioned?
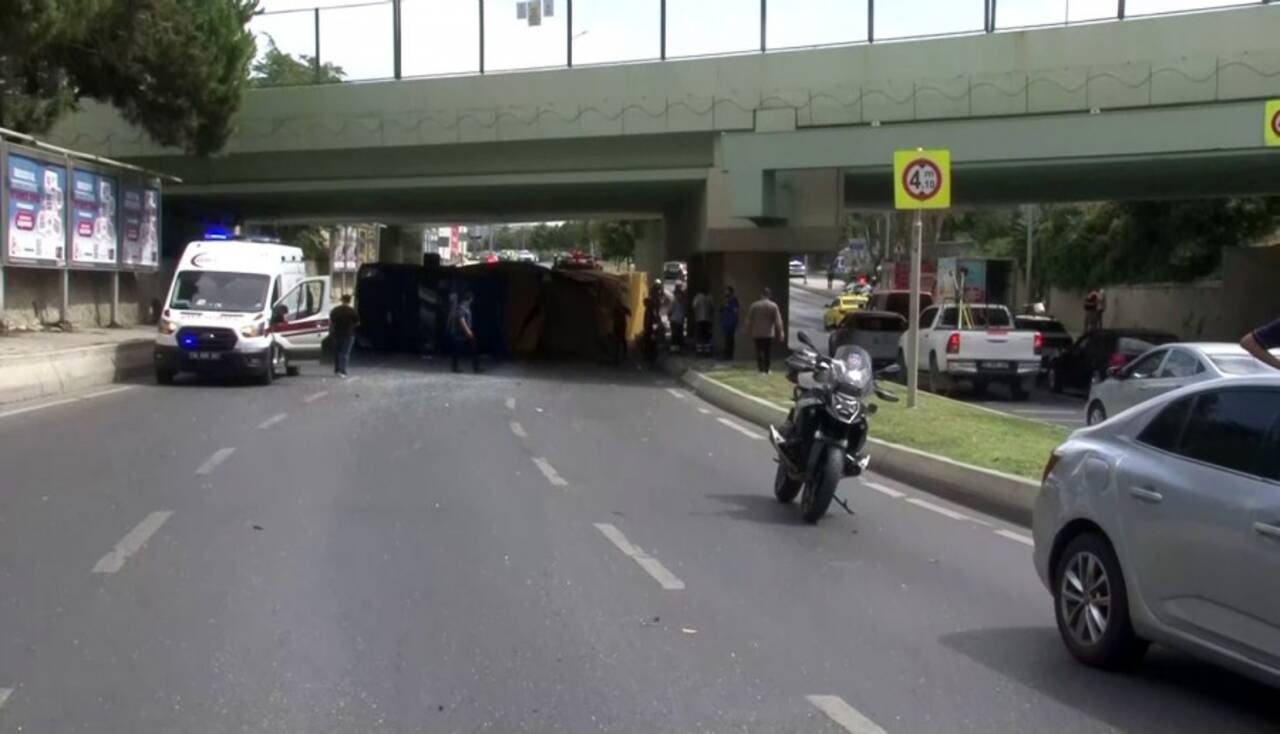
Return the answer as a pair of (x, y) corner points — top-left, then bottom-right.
(0, 355), (1275, 732)
(788, 283), (1087, 429)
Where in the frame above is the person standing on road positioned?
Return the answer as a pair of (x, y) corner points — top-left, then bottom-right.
(449, 291), (481, 373)
(1084, 288), (1101, 331)
(328, 294), (360, 377)
(720, 286), (740, 361)
(692, 287), (714, 357)
(1240, 316), (1280, 370)
(747, 287), (785, 374)
(827, 263), (836, 291)
(669, 283), (687, 354)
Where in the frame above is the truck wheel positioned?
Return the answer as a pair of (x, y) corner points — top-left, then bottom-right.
(156, 368), (175, 385)
(257, 346), (279, 385)
(1048, 367), (1063, 394)
(928, 354), (949, 396)
(971, 380), (989, 397)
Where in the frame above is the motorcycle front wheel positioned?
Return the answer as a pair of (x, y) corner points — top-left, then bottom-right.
(800, 445), (843, 523)
(774, 462), (801, 504)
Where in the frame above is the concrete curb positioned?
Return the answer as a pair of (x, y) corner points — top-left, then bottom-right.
(677, 367), (1040, 525)
(0, 339), (152, 407)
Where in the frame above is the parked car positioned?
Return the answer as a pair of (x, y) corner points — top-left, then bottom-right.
(822, 293), (869, 330)
(868, 290), (933, 322)
(1015, 315), (1072, 372)
(1034, 376), (1280, 686)
(898, 303), (1042, 400)
(843, 281), (872, 297)
(662, 261), (687, 282)
(828, 310), (907, 368)
(1084, 342), (1278, 425)
(1047, 328), (1178, 395)
(789, 259), (807, 280)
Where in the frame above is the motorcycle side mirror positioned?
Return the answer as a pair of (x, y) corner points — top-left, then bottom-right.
(875, 386), (901, 403)
(877, 364), (901, 378)
(797, 331), (815, 349)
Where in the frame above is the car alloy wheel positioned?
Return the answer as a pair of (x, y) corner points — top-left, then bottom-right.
(1060, 550), (1111, 648)
(1087, 403), (1107, 426)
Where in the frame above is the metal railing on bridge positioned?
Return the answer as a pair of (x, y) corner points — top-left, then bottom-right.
(248, 0), (1275, 85)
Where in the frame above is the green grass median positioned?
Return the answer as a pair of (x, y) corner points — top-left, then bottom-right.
(703, 366), (1069, 481)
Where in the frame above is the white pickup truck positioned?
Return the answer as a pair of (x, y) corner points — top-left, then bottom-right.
(898, 303), (1043, 400)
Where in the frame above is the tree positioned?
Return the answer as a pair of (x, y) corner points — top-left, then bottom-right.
(250, 37), (345, 87)
(597, 221), (636, 263)
(0, 0), (260, 155)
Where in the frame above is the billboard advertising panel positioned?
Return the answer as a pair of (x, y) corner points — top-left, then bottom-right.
(120, 184), (161, 269)
(6, 153), (67, 266)
(70, 169), (119, 267)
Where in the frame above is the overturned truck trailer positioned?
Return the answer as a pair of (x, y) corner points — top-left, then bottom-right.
(356, 261), (646, 362)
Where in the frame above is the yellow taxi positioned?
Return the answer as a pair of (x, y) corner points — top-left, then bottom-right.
(823, 294), (869, 330)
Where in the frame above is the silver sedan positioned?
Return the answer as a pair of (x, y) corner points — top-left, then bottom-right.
(1034, 375), (1280, 686)
(1084, 342), (1275, 425)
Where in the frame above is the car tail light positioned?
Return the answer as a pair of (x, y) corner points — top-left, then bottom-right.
(946, 332), (961, 354)
(1109, 351), (1126, 368)
(1042, 452), (1062, 484)
(1033, 332), (1044, 355)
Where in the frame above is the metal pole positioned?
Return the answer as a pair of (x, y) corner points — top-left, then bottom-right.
(867, 0), (874, 43)
(760, 0), (766, 51)
(567, 0), (573, 67)
(110, 271), (120, 326)
(660, 0), (666, 60)
(988, 0), (998, 31)
(393, 0), (402, 80)
(478, 0), (486, 73)
(906, 209), (923, 408)
(1117, 0), (1125, 19)
(1024, 205), (1035, 303)
(60, 268), (70, 325)
(313, 8), (321, 81)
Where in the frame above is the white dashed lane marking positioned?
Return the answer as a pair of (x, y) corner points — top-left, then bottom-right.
(505, 397), (516, 411)
(905, 497), (983, 523)
(806, 695), (887, 734)
(195, 447), (236, 476)
(510, 421), (528, 438)
(531, 457), (567, 487)
(716, 417), (765, 440)
(92, 511), (172, 574)
(302, 390), (329, 403)
(666, 388), (688, 400)
(593, 523), (686, 591)
(697, 407), (712, 415)
(0, 688), (11, 710)
(257, 413), (288, 430)
(863, 481), (905, 499)
(995, 528), (1034, 546)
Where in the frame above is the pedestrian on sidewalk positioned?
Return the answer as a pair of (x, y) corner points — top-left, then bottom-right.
(747, 287), (785, 374)
(669, 283), (688, 354)
(328, 294), (360, 377)
(1240, 316), (1280, 370)
(720, 286), (740, 361)
(1084, 288), (1101, 331)
(827, 263), (836, 291)
(448, 291), (481, 373)
(692, 287), (714, 357)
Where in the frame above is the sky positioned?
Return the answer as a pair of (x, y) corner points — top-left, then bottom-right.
(250, 0), (1253, 82)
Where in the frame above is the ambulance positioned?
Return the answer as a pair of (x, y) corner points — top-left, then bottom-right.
(154, 238), (331, 384)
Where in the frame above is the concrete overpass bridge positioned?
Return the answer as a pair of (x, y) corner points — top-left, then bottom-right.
(49, 2), (1280, 329)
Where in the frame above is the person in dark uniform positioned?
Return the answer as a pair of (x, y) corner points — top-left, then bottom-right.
(328, 294), (360, 377)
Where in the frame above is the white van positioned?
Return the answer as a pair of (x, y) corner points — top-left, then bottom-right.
(154, 239), (332, 384)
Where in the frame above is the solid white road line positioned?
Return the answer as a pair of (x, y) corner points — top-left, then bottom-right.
(531, 457), (567, 487)
(666, 388), (688, 400)
(0, 398), (77, 419)
(905, 497), (975, 522)
(505, 397), (516, 411)
(302, 390), (329, 403)
(92, 511), (173, 574)
(593, 523), (686, 591)
(510, 421), (528, 438)
(0, 688), (11, 710)
(80, 385), (136, 400)
(995, 528), (1034, 546)
(716, 417), (765, 440)
(806, 695), (887, 734)
(863, 481), (905, 499)
(257, 413), (288, 430)
(195, 447), (236, 476)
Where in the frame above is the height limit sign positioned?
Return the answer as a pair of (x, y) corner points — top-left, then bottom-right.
(893, 149), (951, 210)
(1266, 100), (1280, 147)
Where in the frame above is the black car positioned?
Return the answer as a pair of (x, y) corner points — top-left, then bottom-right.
(1014, 315), (1072, 371)
(1047, 328), (1178, 394)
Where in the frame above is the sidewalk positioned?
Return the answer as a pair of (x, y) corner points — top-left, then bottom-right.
(791, 280), (844, 298)
(0, 326), (154, 406)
